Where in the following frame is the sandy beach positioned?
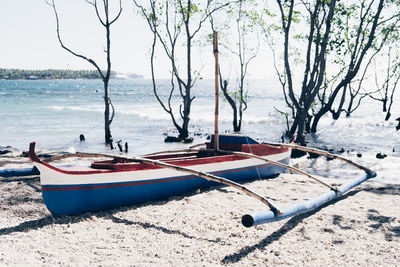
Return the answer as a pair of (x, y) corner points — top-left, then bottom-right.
(0, 150), (399, 266)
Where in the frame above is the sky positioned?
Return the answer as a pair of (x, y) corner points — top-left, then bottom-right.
(0, 0), (273, 79)
(0, 0), (153, 77)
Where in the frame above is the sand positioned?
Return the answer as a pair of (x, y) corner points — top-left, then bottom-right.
(0, 150), (399, 266)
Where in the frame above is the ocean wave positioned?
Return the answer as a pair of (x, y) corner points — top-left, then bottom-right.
(114, 105), (279, 124)
(117, 109), (171, 120)
(47, 105), (103, 113)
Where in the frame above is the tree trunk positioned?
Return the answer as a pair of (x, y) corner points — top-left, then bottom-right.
(346, 92), (354, 117)
(310, 112), (321, 133)
(305, 113), (312, 133)
(295, 111), (306, 145)
(179, 120), (189, 139)
(288, 114), (298, 137)
(385, 111), (391, 121)
(232, 106), (241, 133)
(382, 98), (387, 112)
(236, 108), (242, 132)
(332, 85), (347, 120)
(104, 80), (112, 144)
(219, 79), (242, 133)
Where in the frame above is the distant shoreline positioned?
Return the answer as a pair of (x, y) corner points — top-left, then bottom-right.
(0, 68), (142, 80)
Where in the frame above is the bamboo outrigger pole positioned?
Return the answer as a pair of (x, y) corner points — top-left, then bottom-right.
(240, 143), (377, 227)
(262, 142), (374, 175)
(213, 31), (219, 151)
(216, 149), (337, 191)
(129, 155), (281, 215)
(144, 147), (337, 191)
(242, 171), (376, 227)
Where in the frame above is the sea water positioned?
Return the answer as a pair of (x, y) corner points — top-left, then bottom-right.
(0, 79), (399, 183)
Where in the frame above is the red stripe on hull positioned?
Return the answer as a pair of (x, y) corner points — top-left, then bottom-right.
(37, 145), (290, 176)
(41, 161), (284, 192)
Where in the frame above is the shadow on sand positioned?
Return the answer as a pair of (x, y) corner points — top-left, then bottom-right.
(221, 185), (400, 264)
(0, 178), (228, 244)
(0, 178), (398, 256)
(0, 209), (224, 244)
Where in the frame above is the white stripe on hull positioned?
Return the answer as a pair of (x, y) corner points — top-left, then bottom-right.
(35, 150), (291, 186)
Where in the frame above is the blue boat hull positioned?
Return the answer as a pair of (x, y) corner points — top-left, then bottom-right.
(42, 159), (289, 216)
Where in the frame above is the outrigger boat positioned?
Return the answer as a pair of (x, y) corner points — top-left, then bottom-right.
(27, 32), (376, 226)
(28, 137), (376, 226)
(29, 134), (291, 216)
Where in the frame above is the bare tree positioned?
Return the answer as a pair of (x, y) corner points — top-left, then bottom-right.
(133, 0), (229, 140)
(310, 0), (400, 132)
(369, 46), (400, 120)
(210, 0), (259, 132)
(267, 0), (400, 144)
(47, 0), (122, 145)
(271, 0), (336, 145)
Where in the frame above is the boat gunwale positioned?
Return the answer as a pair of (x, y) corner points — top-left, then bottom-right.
(40, 157), (291, 191)
(29, 142), (291, 176)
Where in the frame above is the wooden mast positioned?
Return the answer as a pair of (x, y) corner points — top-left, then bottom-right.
(213, 31), (219, 151)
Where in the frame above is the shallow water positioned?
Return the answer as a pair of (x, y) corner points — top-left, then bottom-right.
(0, 79), (399, 183)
